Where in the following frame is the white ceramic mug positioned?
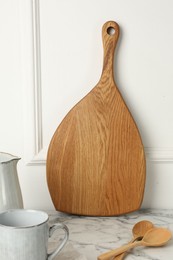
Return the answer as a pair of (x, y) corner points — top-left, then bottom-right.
(0, 209), (69, 260)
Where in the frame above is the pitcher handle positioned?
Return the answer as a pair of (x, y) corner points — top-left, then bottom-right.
(47, 223), (69, 260)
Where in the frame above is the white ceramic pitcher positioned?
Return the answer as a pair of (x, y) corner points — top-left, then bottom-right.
(0, 152), (23, 212)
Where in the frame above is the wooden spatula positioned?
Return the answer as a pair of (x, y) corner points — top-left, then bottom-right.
(46, 21), (146, 216)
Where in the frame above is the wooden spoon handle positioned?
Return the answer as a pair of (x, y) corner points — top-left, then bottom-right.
(113, 237), (138, 260)
(97, 240), (142, 260)
(100, 21), (119, 82)
(113, 253), (125, 260)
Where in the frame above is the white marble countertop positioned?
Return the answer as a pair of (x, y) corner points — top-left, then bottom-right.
(48, 209), (173, 259)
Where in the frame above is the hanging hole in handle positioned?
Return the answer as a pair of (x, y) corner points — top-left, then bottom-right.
(107, 26), (115, 35)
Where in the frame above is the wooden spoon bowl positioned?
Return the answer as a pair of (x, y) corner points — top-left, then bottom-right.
(114, 220), (154, 260)
(142, 227), (172, 246)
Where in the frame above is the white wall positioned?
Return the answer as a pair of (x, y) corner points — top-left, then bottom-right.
(0, 0), (173, 210)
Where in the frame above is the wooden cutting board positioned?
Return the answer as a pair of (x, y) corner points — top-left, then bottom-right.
(46, 21), (146, 216)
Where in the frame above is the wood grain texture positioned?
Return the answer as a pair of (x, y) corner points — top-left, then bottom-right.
(46, 21), (146, 216)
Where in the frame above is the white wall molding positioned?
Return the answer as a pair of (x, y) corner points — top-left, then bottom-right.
(32, 0), (43, 156)
(27, 147), (173, 165)
(26, 0), (43, 165)
(21, 0), (43, 165)
(145, 148), (173, 163)
(21, 0), (173, 166)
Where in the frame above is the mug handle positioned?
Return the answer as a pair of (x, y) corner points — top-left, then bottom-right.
(47, 223), (69, 260)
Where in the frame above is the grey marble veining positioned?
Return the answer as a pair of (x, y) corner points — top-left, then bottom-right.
(48, 209), (173, 259)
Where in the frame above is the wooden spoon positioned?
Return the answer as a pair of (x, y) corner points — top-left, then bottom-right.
(98, 227), (172, 260)
(113, 220), (154, 260)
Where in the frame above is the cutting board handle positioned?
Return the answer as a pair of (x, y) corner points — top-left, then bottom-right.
(101, 21), (119, 83)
